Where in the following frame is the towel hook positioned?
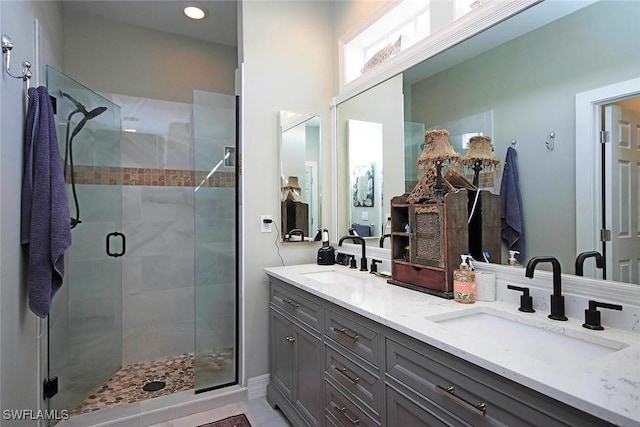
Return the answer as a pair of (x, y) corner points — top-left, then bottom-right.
(511, 139), (517, 147)
(2, 34), (32, 87)
(545, 131), (555, 150)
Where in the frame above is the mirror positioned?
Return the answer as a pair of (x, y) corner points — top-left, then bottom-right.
(279, 111), (322, 242)
(337, 74), (405, 244)
(337, 0), (640, 279)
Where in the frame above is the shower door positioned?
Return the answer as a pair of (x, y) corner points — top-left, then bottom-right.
(193, 90), (238, 391)
(46, 66), (123, 415)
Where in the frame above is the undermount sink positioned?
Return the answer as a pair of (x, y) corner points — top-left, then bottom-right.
(300, 269), (368, 285)
(428, 308), (627, 364)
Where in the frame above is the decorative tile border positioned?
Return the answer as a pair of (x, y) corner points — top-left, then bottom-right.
(67, 165), (236, 188)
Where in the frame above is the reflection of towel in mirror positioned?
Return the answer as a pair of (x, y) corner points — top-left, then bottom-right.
(21, 86), (72, 318)
(500, 147), (525, 261)
(351, 223), (371, 237)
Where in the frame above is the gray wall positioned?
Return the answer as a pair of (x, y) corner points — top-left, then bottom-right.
(0, 1), (64, 424)
(410, 1), (640, 269)
(241, 0), (334, 380)
(63, 10), (237, 103)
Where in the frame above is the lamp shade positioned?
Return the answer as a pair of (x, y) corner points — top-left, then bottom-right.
(417, 129), (460, 172)
(281, 176), (301, 191)
(461, 135), (499, 170)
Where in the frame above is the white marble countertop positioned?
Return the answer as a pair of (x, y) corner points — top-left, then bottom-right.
(265, 263), (640, 427)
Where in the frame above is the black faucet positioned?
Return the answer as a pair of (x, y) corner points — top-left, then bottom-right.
(525, 256), (567, 321)
(379, 234), (391, 248)
(575, 251), (604, 276)
(338, 235), (367, 272)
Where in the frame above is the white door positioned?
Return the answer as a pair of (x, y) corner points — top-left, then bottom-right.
(604, 105), (640, 284)
(305, 161), (319, 237)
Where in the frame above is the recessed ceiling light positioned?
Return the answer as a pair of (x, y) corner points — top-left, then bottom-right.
(184, 5), (208, 20)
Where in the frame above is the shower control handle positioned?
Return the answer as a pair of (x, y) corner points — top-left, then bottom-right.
(106, 232), (126, 257)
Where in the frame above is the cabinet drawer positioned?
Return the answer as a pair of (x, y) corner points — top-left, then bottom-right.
(391, 262), (448, 293)
(324, 343), (381, 418)
(386, 380), (479, 427)
(385, 336), (609, 427)
(324, 308), (380, 368)
(325, 380), (379, 427)
(271, 281), (321, 332)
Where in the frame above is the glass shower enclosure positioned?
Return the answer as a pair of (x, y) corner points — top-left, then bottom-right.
(46, 66), (123, 414)
(45, 67), (238, 419)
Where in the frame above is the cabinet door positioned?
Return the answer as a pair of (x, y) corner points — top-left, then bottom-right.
(294, 325), (323, 427)
(411, 205), (445, 267)
(271, 310), (295, 402)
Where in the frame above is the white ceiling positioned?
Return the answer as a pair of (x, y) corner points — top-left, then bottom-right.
(63, 0), (238, 47)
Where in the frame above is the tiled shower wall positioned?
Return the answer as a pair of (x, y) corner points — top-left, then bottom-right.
(91, 91), (236, 365)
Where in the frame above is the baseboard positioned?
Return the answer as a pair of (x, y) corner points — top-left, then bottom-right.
(247, 374), (270, 400)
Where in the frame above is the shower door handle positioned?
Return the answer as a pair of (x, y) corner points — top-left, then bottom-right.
(106, 232), (126, 257)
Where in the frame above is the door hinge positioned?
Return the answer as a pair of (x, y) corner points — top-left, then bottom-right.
(600, 229), (611, 242)
(600, 130), (610, 144)
(43, 377), (58, 400)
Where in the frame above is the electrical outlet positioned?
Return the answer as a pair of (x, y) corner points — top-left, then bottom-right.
(261, 215), (272, 233)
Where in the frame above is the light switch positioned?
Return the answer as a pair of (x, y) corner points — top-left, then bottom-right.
(362, 212), (369, 221)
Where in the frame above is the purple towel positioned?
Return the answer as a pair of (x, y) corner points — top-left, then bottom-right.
(21, 86), (72, 318)
(351, 223), (371, 237)
(500, 147), (525, 262)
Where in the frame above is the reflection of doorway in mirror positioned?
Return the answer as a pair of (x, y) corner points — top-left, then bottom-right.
(348, 119), (383, 238)
(604, 100), (640, 284)
(576, 78), (640, 282)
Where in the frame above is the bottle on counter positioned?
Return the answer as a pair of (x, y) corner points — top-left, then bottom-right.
(508, 250), (521, 266)
(453, 255), (476, 304)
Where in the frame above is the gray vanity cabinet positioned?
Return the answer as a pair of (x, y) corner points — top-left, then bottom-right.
(268, 282), (323, 427)
(267, 277), (614, 427)
(384, 331), (612, 427)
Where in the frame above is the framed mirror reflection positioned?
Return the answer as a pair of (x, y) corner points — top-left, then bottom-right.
(336, 0), (640, 282)
(279, 111), (322, 242)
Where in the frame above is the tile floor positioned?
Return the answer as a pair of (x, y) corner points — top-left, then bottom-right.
(147, 397), (291, 427)
(71, 349), (234, 415)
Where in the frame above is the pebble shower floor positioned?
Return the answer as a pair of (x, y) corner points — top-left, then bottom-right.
(71, 348), (234, 415)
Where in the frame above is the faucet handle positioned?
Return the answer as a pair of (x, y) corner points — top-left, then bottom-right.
(507, 285), (535, 313)
(349, 255), (357, 269)
(370, 259), (382, 273)
(583, 300), (622, 330)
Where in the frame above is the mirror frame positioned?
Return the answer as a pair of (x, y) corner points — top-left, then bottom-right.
(278, 111), (323, 243)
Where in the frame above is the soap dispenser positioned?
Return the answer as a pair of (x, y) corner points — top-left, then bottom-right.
(453, 255), (476, 304)
(508, 250), (521, 266)
(317, 229), (336, 265)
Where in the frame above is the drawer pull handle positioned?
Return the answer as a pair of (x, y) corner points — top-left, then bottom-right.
(335, 327), (359, 341)
(335, 366), (360, 384)
(285, 336), (295, 342)
(436, 385), (487, 416)
(333, 404), (359, 424)
(285, 299), (300, 308)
